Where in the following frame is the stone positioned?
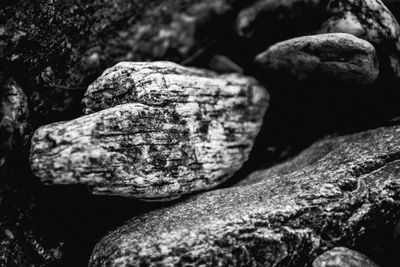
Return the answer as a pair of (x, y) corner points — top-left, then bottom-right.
(0, 77), (30, 169)
(313, 247), (379, 267)
(31, 62), (269, 201)
(255, 33), (379, 84)
(90, 125), (400, 266)
(237, 0), (400, 79)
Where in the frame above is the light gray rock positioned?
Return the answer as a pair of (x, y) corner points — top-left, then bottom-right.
(90, 125), (400, 266)
(30, 62), (269, 201)
(313, 247), (379, 267)
(255, 33), (379, 84)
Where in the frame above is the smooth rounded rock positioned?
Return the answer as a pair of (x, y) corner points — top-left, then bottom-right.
(255, 33), (379, 84)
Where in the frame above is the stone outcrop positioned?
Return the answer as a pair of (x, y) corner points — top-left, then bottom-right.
(90, 125), (400, 266)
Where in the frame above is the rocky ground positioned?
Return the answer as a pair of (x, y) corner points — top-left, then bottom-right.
(2, 0), (400, 266)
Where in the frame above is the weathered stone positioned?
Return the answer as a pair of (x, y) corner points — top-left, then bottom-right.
(90, 125), (400, 266)
(313, 247), (379, 267)
(255, 33), (379, 84)
(0, 77), (30, 169)
(31, 62), (269, 201)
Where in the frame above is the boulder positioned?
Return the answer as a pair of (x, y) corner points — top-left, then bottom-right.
(30, 62), (269, 201)
(90, 125), (400, 266)
(255, 33), (379, 84)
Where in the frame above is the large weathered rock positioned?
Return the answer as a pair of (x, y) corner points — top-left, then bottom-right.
(255, 33), (379, 84)
(0, 77), (30, 169)
(90, 125), (400, 266)
(30, 62), (269, 201)
(312, 247), (379, 267)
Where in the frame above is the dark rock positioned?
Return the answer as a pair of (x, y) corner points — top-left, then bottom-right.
(0, 77), (29, 169)
(90, 125), (400, 266)
(31, 62), (269, 201)
(313, 247), (379, 267)
(255, 33), (379, 84)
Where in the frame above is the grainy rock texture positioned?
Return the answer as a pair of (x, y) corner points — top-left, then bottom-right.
(0, 77), (29, 169)
(313, 247), (379, 267)
(91, 125), (400, 266)
(255, 33), (379, 84)
(31, 62), (269, 200)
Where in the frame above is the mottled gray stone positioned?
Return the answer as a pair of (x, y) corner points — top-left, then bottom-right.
(313, 247), (379, 267)
(30, 62), (269, 201)
(0, 77), (30, 169)
(90, 125), (400, 266)
(255, 33), (379, 84)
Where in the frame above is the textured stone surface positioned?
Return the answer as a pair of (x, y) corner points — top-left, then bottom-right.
(313, 247), (379, 267)
(0, 77), (29, 169)
(255, 33), (379, 83)
(90, 125), (400, 266)
(31, 62), (269, 200)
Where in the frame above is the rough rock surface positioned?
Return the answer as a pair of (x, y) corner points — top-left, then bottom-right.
(255, 33), (379, 84)
(31, 62), (269, 201)
(313, 247), (379, 267)
(90, 125), (400, 266)
(0, 77), (30, 169)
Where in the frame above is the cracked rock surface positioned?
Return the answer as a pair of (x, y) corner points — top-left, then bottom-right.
(91, 125), (400, 266)
(255, 33), (379, 84)
(30, 62), (269, 201)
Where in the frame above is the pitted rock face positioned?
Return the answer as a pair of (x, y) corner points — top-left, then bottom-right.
(255, 33), (379, 84)
(90, 125), (400, 266)
(313, 247), (380, 267)
(30, 62), (269, 201)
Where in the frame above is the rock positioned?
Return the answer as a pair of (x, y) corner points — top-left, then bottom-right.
(236, 0), (400, 79)
(0, 0), (245, 126)
(90, 125), (400, 266)
(255, 33), (379, 84)
(319, 0), (400, 79)
(313, 247), (379, 267)
(31, 62), (269, 201)
(0, 77), (30, 169)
